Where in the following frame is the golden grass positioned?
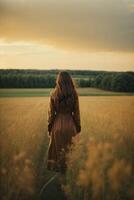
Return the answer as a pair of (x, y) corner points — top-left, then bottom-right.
(64, 96), (134, 200)
(0, 97), (49, 200)
(0, 96), (134, 200)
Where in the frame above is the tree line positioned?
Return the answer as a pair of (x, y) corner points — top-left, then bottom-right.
(0, 70), (134, 92)
(0, 74), (56, 88)
(0, 69), (110, 77)
(77, 72), (134, 92)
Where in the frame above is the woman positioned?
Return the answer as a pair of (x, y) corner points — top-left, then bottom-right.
(47, 71), (81, 173)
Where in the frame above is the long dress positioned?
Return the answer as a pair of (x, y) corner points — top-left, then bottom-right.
(47, 92), (81, 173)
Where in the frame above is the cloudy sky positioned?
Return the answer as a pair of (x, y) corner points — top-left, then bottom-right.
(0, 0), (134, 71)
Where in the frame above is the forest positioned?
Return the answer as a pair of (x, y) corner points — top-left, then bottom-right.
(0, 69), (134, 92)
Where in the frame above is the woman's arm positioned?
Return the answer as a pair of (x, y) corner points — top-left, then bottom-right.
(72, 95), (81, 134)
(47, 95), (56, 135)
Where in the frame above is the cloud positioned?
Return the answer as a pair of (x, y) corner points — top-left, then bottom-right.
(0, 0), (134, 52)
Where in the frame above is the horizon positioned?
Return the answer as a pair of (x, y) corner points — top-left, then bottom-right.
(1, 68), (134, 73)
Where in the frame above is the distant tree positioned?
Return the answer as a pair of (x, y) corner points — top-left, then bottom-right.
(111, 72), (134, 92)
(100, 75), (113, 90)
(77, 78), (91, 87)
(93, 74), (104, 88)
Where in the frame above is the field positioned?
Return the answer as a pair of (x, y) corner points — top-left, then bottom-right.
(0, 88), (134, 98)
(0, 96), (134, 200)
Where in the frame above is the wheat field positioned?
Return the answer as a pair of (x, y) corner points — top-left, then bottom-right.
(0, 96), (134, 200)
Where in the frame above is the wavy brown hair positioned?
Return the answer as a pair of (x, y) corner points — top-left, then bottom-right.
(53, 71), (78, 107)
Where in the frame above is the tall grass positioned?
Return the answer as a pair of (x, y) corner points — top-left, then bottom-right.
(0, 97), (50, 200)
(0, 96), (134, 200)
(63, 97), (134, 200)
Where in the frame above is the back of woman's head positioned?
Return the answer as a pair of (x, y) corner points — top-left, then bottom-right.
(53, 71), (78, 107)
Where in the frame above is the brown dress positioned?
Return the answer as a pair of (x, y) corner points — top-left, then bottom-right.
(47, 92), (81, 173)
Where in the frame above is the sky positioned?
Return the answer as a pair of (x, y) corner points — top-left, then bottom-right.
(0, 0), (134, 71)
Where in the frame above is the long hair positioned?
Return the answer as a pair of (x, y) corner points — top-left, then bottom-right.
(53, 71), (78, 107)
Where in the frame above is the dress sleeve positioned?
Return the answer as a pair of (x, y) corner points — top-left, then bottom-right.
(47, 95), (56, 134)
(72, 95), (81, 134)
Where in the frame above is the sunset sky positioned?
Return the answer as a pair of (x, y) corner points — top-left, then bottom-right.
(0, 0), (134, 71)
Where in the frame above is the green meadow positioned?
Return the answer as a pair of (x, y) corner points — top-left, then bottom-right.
(0, 88), (133, 98)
